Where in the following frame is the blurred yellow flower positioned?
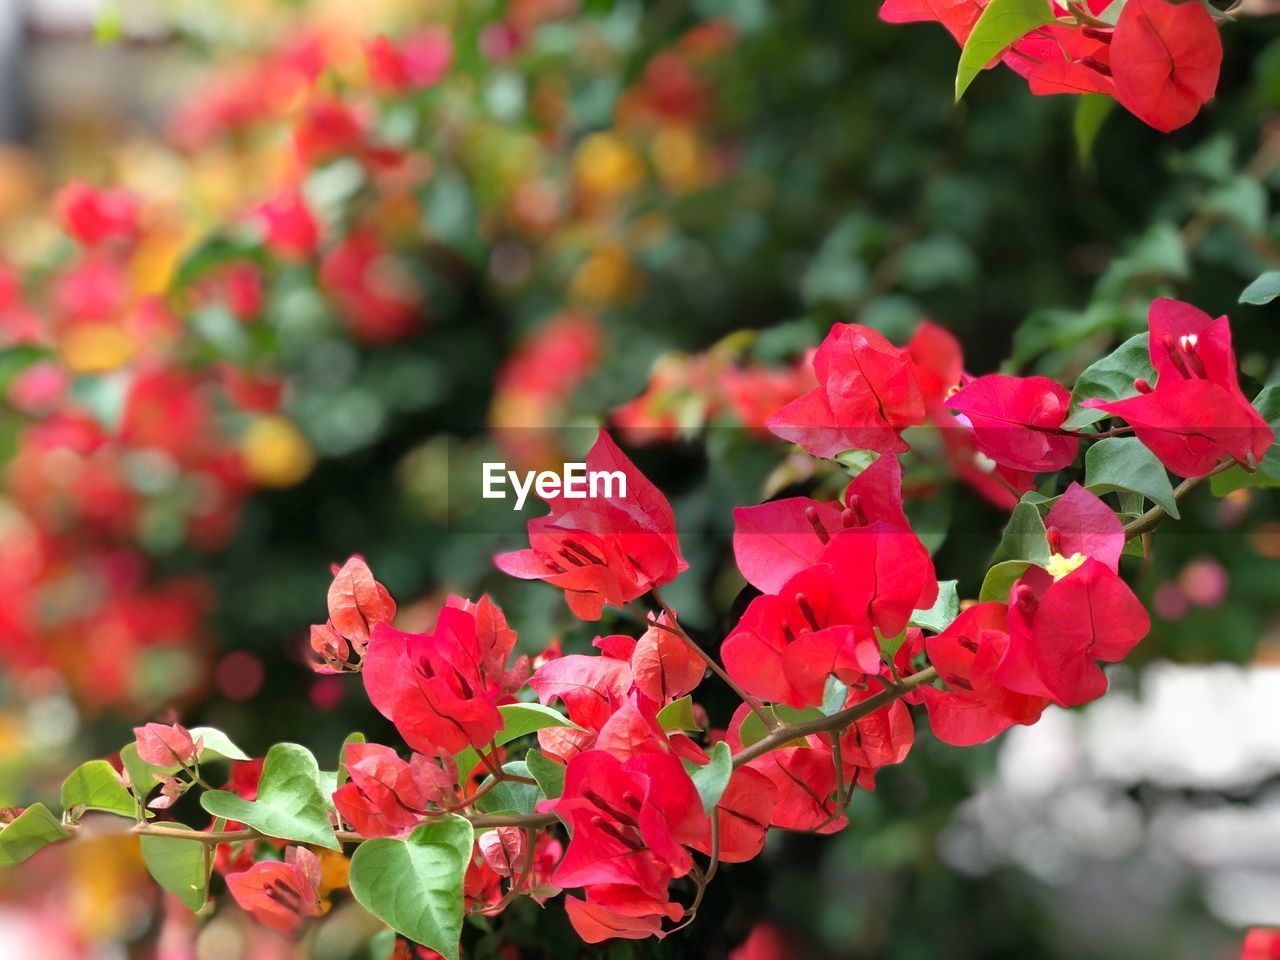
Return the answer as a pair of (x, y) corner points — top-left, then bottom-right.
(652, 125), (711, 193)
(569, 242), (635, 305)
(574, 133), (645, 199)
(240, 416), (316, 488)
(61, 324), (136, 374)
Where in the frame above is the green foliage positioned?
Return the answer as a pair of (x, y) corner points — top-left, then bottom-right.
(687, 742), (733, 814)
(453, 704), (578, 784)
(139, 825), (213, 911)
(1240, 271), (1280, 305)
(61, 760), (135, 821)
(349, 816), (474, 960)
(909, 580), (960, 634)
(525, 750), (566, 801)
(955, 0), (1054, 100)
(992, 498), (1051, 565)
(201, 743), (339, 849)
(1063, 334), (1154, 430)
(1085, 437), (1180, 518)
(980, 560), (1034, 604)
(0, 804), (71, 865)
(657, 696), (701, 733)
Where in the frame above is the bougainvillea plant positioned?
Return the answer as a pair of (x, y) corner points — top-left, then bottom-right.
(882, 0), (1229, 131)
(3, 296), (1276, 957)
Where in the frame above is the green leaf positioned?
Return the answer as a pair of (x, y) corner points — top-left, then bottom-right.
(1074, 93), (1115, 165)
(337, 732), (366, 790)
(201, 744), (339, 850)
(120, 743), (167, 816)
(738, 705), (819, 749)
(474, 762), (540, 816)
(822, 677), (849, 717)
(1085, 437), (1180, 519)
(1240, 271), (1280, 306)
(992, 498), (1050, 565)
(979, 560), (1034, 604)
(453, 703), (578, 783)
(1211, 383), (1280, 494)
(525, 750), (566, 801)
(189, 726), (252, 763)
(657, 696), (701, 733)
(956, 0), (1054, 101)
(687, 742), (732, 814)
(1063, 334), (1154, 430)
(139, 824), (212, 911)
(61, 760), (135, 821)
(349, 816), (474, 960)
(0, 803), (72, 865)
(909, 580), (959, 634)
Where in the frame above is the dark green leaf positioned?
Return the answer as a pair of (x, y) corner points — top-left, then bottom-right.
(992, 498), (1050, 565)
(1085, 437), (1179, 519)
(1064, 334), (1154, 430)
(525, 750), (566, 801)
(1240, 271), (1280, 306)
(979, 560), (1033, 604)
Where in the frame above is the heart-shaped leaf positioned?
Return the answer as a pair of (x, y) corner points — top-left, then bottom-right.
(201, 743), (338, 849)
(0, 803), (71, 865)
(955, 0), (1054, 101)
(61, 760), (135, 820)
(687, 742), (732, 814)
(349, 816), (474, 960)
(140, 823), (212, 911)
(453, 703), (577, 783)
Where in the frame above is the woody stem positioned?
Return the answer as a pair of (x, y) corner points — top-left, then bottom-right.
(1121, 459), (1236, 539)
(647, 586), (779, 729)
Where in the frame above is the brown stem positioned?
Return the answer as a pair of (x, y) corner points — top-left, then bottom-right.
(1122, 459), (1236, 539)
(648, 586), (779, 729)
(731, 667), (938, 769)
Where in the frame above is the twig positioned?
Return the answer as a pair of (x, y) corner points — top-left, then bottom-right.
(648, 586), (779, 729)
(1122, 459), (1237, 539)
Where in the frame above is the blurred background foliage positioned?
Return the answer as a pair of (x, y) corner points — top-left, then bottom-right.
(1, 0), (1279, 957)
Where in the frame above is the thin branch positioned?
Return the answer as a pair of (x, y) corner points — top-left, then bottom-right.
(731, 667), (938, 769)
(648, 586), (779, 729)
(1122, 459), (1237, 539)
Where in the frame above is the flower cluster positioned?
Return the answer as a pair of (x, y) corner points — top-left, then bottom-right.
(9, 294), (1272, 957)
(881, 0), (1225, 132)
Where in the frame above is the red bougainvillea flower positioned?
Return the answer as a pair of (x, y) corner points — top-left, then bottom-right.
(724, 523), (937, 708)
(55, 181), (140, 247)
(630, 612), (704, 705)
(921, 603), (1049, 747)
(1243, 929), (1280, 960)
(732, 451), (908, 594)
(311, 554), (396, 673)
(1085, 299), (1272, 477)
(253, 190), (320, 260)
(361, 604), (509, 755)
(997, 560), (1150, 707)
(225, 846), (324, 934)
(133, 722), (202, 767)
(767, 323), (925, 457)
(946, 374), (1078, 473)
(1110, 0), (1222, 133)
(730, 922), (797, 960)
(366, 29), (453, 92)
(328, 555), (396, 648)
(543, 750), (708, 941)
(878, 0), (1221, 132)
(320, 228), (424, 344)
(528, 651), (633, 761)
(496, 430), (687, 620)
(331, 743), (455, 837)
(1043, 482), (1126, 572)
